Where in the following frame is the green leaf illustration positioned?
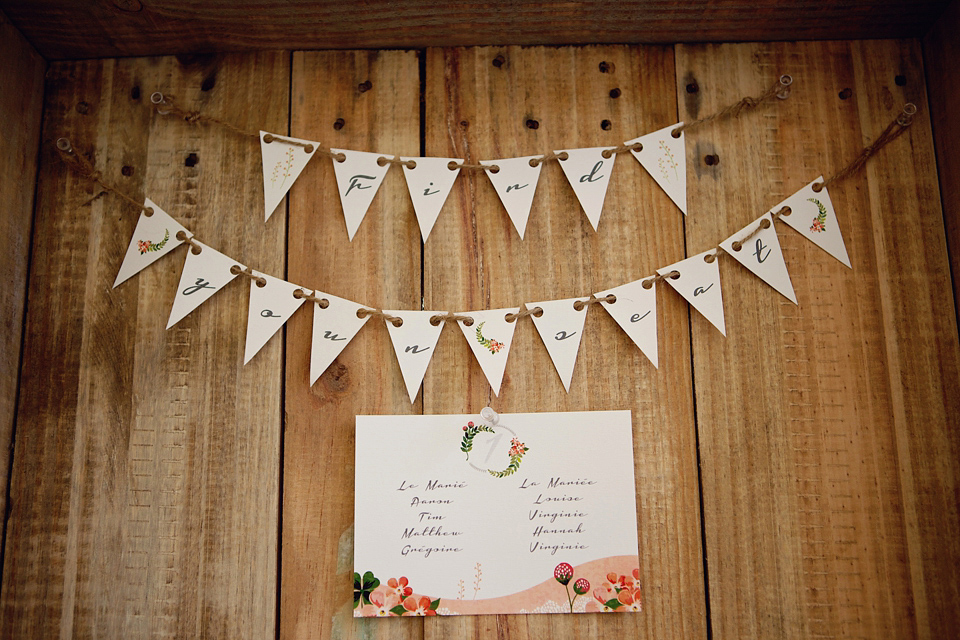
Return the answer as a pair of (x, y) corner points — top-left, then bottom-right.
(429, 598), (441, 611)
(460, 423), (495, 459)
(389, 604), (407, 616)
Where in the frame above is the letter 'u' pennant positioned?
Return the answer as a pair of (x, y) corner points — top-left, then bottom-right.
(384, 310), (445, 403)
(310, 293), (370, 385)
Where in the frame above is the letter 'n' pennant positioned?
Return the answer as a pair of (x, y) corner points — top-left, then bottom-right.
(244, 273), (307, 364)
(528, 298), (590, 392)
(625, 123), (687, 215)
(719, 213), (797, 304)
(556, 147), (617, 231)
(331, 149), (391, 241)
(310, 293), (370, 385)
(595, 278), (659, 368)
(167, 241), (239, 329)
(770, 177), (851, 268)
(659, 250), (726, 335)
(260, 132), (320, 221)
(384, 310), (445, 403)
(457, 308), (520, 396)
(483, 156), (543, 239)
(114, 198), (189, 287)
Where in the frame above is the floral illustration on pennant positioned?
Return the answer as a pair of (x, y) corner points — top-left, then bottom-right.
(554, 562), (590, 613)
(354, 571), (440, 617)
(808, 198), (827, 233)
(137, 229), (169, 254)
(475, 322), (504, 354)
(657, 140), (679, 182)
(585, 568), (643, 613)
(271, 147), (296, 188)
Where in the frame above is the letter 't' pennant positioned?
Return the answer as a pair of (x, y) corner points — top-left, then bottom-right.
(243, 273), (307, 364)
(260, 131), (320, 221)
(624, 122), (687, 215)
(167, 241), (240, 330)
(310, 292), (370, 385)
(331, 149), (392, 241)
(482, 156), (544, 239)
(384, 310), (445, 403)
(114, 198), (189, 288)
(555, 147), (617, 231)
(719, 213), (797, 304)
(527, 297), (591, 392)
(658, 250), (726, 335)
(456, 307), (520, 396)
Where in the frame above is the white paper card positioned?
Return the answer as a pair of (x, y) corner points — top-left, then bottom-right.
(482, 156), (543, 239)
(556, 148), (616, 231)
(260, 131), (320, 221)
(595, 279), (658, 368)
(243, 273), (307, 364)
(771, 177), (851, 268)
(659, 250), (725, 335)
(114, 198), (189, 287)
(401, 156), (463, 242)
(528, 298), (589, 392)
(385, 310), (445, 403)
(331, 149), (392, 240)
(310, 292), (370, 385)
(354, 410), (642, 617)
(166, 241), (239, 329)
(719, 213), (797, 304)
(457, 308), (520, 396)
(625, 122), (687, 214)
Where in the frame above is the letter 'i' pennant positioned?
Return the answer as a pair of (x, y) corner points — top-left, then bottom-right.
(528, 298), (590, 392)
(114, 198), (189, 287)
(331, 149), (391, 240)
(384, 310), (445, 403)
(659, 250), (726, 335)
(400, 156), (463, 242)
(260, 132), (320, 221)
(310, 293), (370, 385)
(457, 308), (520, 396)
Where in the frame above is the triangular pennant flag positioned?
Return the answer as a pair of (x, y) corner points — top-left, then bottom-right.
(625, 122), (687, 214)
(310, 292), (370, 385)
(456, 308), (520, 395)
(659, 250), (725, 335)
(556, 147), (617, 231)
(384, 310), (445, 403)
(260, 131), (320, 221)
(114, 198), (189, 287)
(595, 279), (658, 368)
(527, 298), (590, 392)
(243, 273), (307, 364)
(482, 156), (544, 239)
(719, 213), (798, 304)
(166, 241), (239, 329)
(331, 149), (392, 240)
(770, 177), (851, 268)
(400, 156), (463, 242)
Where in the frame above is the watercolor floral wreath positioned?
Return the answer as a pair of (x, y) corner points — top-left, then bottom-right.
(137, 228), (169, 254)
(460, 421), (529, 478)
(554, 562), (643, 613)
(354, 571), (441, 617)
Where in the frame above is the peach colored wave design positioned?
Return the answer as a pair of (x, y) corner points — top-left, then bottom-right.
(437, 555), (641, 616)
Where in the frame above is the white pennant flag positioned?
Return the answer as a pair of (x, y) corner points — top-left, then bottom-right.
(482, 156), (543, 239)
(400, 156), (462, 242)
(595, 278), (658, 368)
(114, 198), (189, 287)
(310, 292), (370, 385)
(719, 213), (797, 304)
(167, 241), (239, 329)
(659, 250), (725, 335)
(528, 298), (590, 392)
(556, 147), (617, 231)
(260, 131), (320, 221)
(243, 273), (307, 364)
(457, 307), (520, 396)
(384, 310), (445, 403)
(331, 149), (392, 240)
(770, 177), (851, 268)
(625, 122), (687, 214)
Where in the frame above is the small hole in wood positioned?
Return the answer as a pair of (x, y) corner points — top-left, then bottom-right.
(686, 82), (699, 93)
(492, 54), (506, 68)
(130, 86), (141, 101)
(201, 74), (217, 92)
(598, 61), (613, 73)
(333, 118), (345, 130)
(358, 80), (373, 93)
(525, 119), (540, 130)
(121, 165), (134, 177)
(895, 74), (907, 86)
(184, 153), (199, 167)
(609, 88), (621, 99)
(704, 154), (719, 166)
(76, 101), (90, 115)
(600, 119), (612, 131)
(839, 87), (852, 100)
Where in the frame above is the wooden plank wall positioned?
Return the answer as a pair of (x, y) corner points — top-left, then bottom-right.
(3, 39), (959, 640)
(0, 10), (44, 566)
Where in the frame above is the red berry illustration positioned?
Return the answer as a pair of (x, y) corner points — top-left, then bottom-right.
(554, 562), (573, 585)
(573, 578), (590, 595)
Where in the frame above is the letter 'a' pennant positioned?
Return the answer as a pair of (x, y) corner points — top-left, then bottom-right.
(260, 131), (320, 221)
(527, 298), (590, 392)
(625, 123), (687, 215)
(114, 198), (189, 287)
(384, 310), (445, 403)
(659, 250), (725, 335)
(331, 149), (391, 241)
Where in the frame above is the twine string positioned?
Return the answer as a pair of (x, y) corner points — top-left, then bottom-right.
(55, 138), (154, 216)
(430, 311), (475, 326)
(293, 288), (330, 308)
(357, 307), (403, 326)
(529, 151), (569, 167)
(449, 160), (500, 172)
(174, 230), (203, 254)
(505, 306), (544, 322)
(572, 294), (616, 311)
(151, 92), (259, 140)
(674, 75), (793, 137)
(229, 265), (267, 287)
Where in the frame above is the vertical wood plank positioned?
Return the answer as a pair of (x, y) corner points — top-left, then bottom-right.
(1, 52), (287, 638)
(422, 45), (707, 639)
(677, 40), (960, 639)
(282, 50), (423, 640)
(0, 10), (45, 566)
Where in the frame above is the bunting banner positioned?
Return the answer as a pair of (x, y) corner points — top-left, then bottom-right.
(310, 293), (370, 385)
(625, 123), (687, 214)
(527, 298), (590, 392)
(244, 272), (306, 364)
(556, 147), (617, 231)
(659, 250), (726, 335)
(166, 241), (240, 329)
(771, 178), (851, 267)
(595, 279), (659, 368)
(113, 198), (188, 287)
(719, 213), (797, 303)
(401, 156), (463, 242)
(457, 308), (520, 396)
(331, 149), (392, 240)
(260, 131), (319, 221)
(483, 156), (544, 239)
(384, 310), (445, 403)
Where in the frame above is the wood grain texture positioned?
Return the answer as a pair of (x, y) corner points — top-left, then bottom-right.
(0, 0), (950, 60)
(1, 52), (287, 638)
(281, 50), (422, 640)
(422, 45), (706, 639)
(923, 0), (960, 326)
(0, 10), (44, 574)
(676, 40), (960, 639)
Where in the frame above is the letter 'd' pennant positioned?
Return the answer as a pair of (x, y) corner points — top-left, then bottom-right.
(331, 149), (392, 241)
(167, 241), (239, 329)
(244, 273), (307, 364)
(114, 198), (189, 287)
(527, 298), (590, 392)
(625, 122), (687, 215)
(719, 213), (797, 304)
(384, 310), (445, 403)
(658, 250), (726, 335)
(556, 147), (617, 231)
(482, 156), (544, 239)
(456, 308), (520, 396)
(260, 131), (320, 221)
(310, 293), (370, 385)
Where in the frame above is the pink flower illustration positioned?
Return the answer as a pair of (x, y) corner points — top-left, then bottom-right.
(587, 585), (618, 612)
(367, 588), (398, 616)
(401, 595), (437, 616)
(386, 576), (412, 599)
(617, 586), (643, 612)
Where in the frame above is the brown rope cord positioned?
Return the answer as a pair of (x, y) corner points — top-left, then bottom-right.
(262, 133), (344, 161)
(727, 218), (773, 252)
(151, 93), (259, 140)
(505, 306), (544, 322)
(573, 294), (616, 311)
(601, 142), (643, 159)
(357, 307), (403, 326)
(55, 139), (154, 216)
(814, 103), (917, 192)
(378, 156), (417, 168)
(674, 75), (792, 137)
(230, 265), (267, 287)
(174, 230), (203, 254)
(293, 288), (330, 308)
(430, 311), (475, 326)
(448, 160), (500, 172)
(642, 270), (680, 289)
(530, 151), (569, 166)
